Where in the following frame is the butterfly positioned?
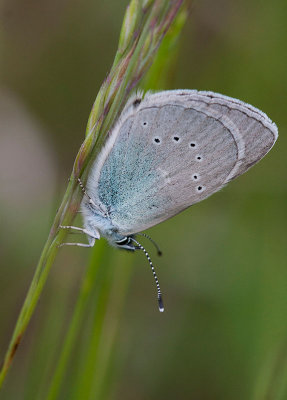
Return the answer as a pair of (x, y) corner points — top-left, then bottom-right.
(60, 90), (278, 311)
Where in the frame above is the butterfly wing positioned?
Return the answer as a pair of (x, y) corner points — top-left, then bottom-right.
(88, 90), (278, 235)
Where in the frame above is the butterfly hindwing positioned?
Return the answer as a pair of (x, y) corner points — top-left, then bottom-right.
(87, 90), (278, 235)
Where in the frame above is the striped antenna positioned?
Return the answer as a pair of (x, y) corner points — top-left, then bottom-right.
(137, 233), (162, 256)
(77, 178), (96, 206)
(77, 178), (107, 215)
(130, 237), (164, 313)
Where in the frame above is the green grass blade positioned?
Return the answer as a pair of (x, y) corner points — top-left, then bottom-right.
(0, 1), (184, 388)
(44, 3), (189, 399)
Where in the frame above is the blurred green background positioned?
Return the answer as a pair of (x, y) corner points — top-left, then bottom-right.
(0, 0), (286, 399)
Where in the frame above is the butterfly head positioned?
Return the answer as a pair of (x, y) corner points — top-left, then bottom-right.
(114, 236), (136, 251)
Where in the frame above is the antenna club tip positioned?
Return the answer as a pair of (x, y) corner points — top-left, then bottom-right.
(158, 297), (164, 313)
(158, 251), (163, 257)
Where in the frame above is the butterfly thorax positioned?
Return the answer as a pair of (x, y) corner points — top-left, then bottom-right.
(81, 202), (136, 250)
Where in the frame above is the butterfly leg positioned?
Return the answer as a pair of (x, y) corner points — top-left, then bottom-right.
(58, 240), (95, 248)
(59, 225), (99, 238)
(58, 225), (99, 248)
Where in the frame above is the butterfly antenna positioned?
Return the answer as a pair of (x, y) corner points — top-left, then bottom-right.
(77, 178), (107, 215)
(77, 178), (96, 206)
(137, 233), (162, 256)
(130, 237), (164, 313)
